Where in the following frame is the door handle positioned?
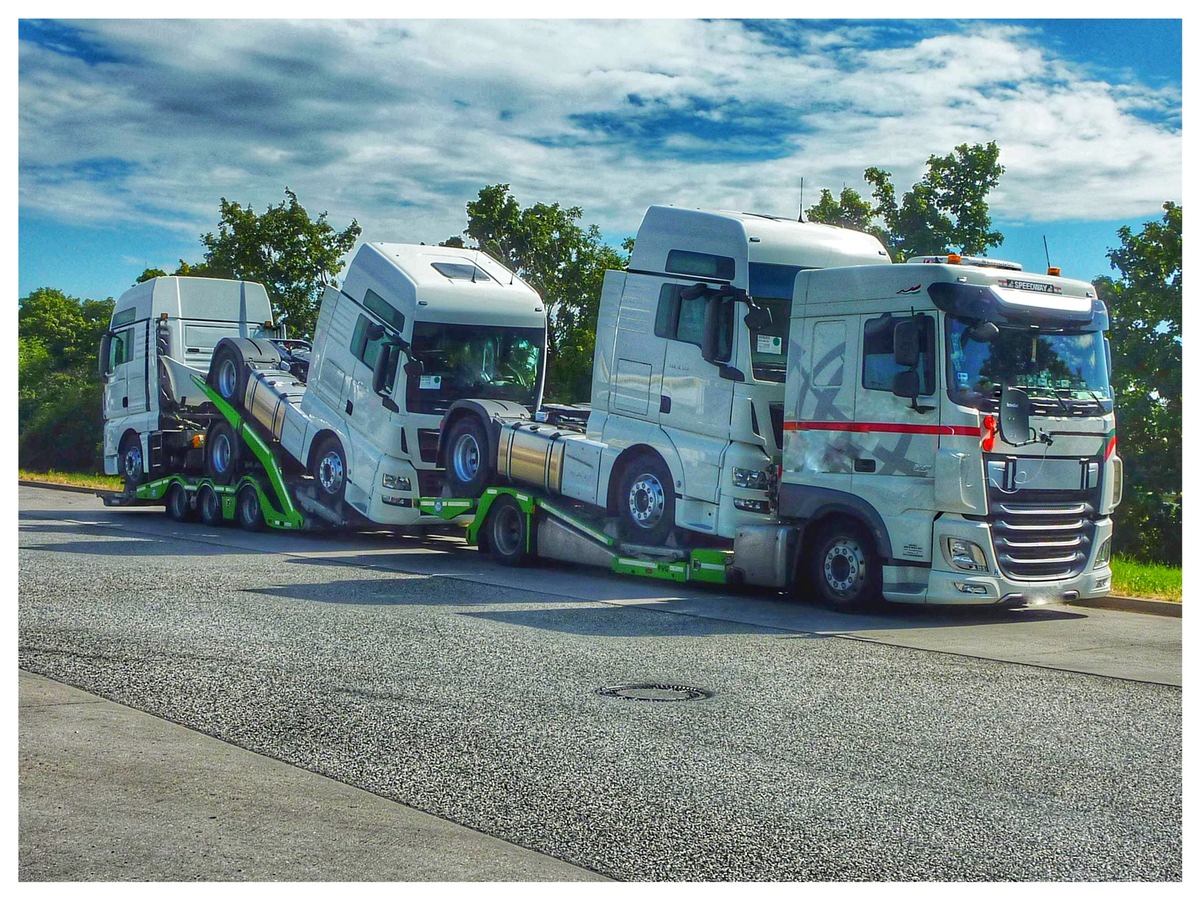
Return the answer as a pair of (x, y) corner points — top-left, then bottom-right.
(660, 395), (671, 414)
(854, 458), (876, 473)
(345, 400), (354, 416)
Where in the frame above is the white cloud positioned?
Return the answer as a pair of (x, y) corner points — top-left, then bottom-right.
(18, 18), (1181, 250)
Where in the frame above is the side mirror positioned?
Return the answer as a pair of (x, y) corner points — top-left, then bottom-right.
(98, 333), (113, 377)
(372, 343), (394, 396)
(999, 385), (1032, 445)
(894, 318), (922, 367)
(968, 321), (1000, 343)
(892, 369), (919, 401)
(743, 305), (772, 331)
(403, 358), (424, 378)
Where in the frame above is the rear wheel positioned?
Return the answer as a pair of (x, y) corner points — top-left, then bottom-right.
(236, 485), (265, 531)
(486, 495), (533, 566)
(444, 416), (491, 498)
(206, 421), (241, 485)
(807, 520), (882, 611)
(196, 484), (224, 527)
(164, 482), (192, 522)
(618, 453), (675, 545)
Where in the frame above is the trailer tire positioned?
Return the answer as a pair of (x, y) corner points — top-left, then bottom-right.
(311, 435), (347, 507)
(807, 520), (882, 611)
(206, 421), (241, 485)
(164, 482), (193, 522)
(618, 452), (675, 545)
(196, 485), (224, 527)
(486, 494), (533, 566)
(444, 416), (491, 498)
(119, 433), (146, 492)
(236, 485), (265, 531)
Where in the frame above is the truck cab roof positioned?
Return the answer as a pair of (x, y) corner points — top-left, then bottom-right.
(111, 276), (275, 327)
(341, 243), (546, 329)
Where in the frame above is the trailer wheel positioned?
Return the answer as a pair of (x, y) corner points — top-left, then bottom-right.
(206, 421), (241, 485)
(807, 520), (882, 611)
(164, 482), (193, 522)
(444, 416), (491, 498)
(618, 452), (675, 545)
(236, 485), (265, 532)
(486, 494), (533, 566)
(196, 485), (224, 527)
(119, 434), (146, 492)
(311, 435), (347, 507)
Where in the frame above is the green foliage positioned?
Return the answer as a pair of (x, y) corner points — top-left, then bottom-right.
(448, 184), (628, 401)
(809, 142), (1005, 260)
(1095, 202), (1182, 565)
(200, 187), (361, 339)
(18, 288), (114, 471)
(1110, 555), (1182, 601)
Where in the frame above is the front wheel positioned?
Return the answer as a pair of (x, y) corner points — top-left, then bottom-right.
(119, 434), (145, 492)
(444, 417), (492, 498)
(485, 495), (533, 566)
(205, 421), (241, 485)
(807, 521), (882, 611)
(618, 453), (675, 545)
(311, 435), (348, 507)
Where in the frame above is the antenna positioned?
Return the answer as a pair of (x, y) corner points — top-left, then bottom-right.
(1042, 236), (1051, 269)
(798, 177), (805, 222)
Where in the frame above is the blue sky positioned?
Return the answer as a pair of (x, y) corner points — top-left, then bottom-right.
(16, 14), (1184, 304)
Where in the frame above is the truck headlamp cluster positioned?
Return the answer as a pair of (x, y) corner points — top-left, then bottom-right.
(944, 537), (988, 572)
(732, 467), (771, 490)
(381, 473), (412, 492)
(733, 498), (770, 513)
(1094, 537), (1112, 569)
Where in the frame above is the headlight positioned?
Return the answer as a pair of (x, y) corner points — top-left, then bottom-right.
(1094, 537), (1112, 568)
(944, 537), (988, 571)
(382, 473), (412, 492)
(732, 467), (770, 490)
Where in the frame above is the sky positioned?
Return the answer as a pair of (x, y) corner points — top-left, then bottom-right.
(15, 11), (1185, 305)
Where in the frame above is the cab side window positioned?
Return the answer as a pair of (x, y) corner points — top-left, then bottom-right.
(654, 284), (734, 362)
(351, 315), (386, 370)
(862, 315), (935, 394)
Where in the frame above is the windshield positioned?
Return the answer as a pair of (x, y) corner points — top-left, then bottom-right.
(946, 315), (1113, 414)
(748, 263), (807, 383)
(406, 322), (543, 415)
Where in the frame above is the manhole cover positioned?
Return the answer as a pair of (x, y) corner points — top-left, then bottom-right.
(596, 682), (713, 702)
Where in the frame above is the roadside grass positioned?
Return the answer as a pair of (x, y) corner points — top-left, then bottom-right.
(1111, 555), (1183, 602)
(17, 470), (1184, 603)
(19, 469), (124, 492)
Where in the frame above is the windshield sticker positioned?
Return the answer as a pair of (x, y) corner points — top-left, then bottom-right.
(756, 335), (783, 354)
(419, 375), (442, 390)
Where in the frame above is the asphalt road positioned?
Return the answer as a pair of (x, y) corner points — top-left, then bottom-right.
(18, 486), (1183, 880)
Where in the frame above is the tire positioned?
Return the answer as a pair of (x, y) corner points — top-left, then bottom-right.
(164, 482), (193, 522)
(206, 421), (241, 485)
(210, 343), (245, 404)
(196, 485), (224, 527)
(486, 494), (533, 566)
(236, 485), (265, 531)
(311, 435), (348, 507)
(444, 416), (492, 498)
(618, 453), (676, 545)
(807, 520), (882, 611)
(119, 433), (146, 492)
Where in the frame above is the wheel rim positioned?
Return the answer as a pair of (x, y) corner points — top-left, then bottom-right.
(822, 537), (867, 596)
(216, 358), (239, 400)
(240, 490), (260, 525)
(167, 485), (186, 518)
(452, 433), (480, 484)
(123, 443), (143, 480)
(318, 449), (344, 496)
(211, 433), (232, 474)
(628, 473), (666, 529)
(491, 503), (524, 557)
(199, 489), (219, 523)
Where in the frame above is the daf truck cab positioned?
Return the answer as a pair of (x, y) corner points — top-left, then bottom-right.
(781, 255), (1120, 607)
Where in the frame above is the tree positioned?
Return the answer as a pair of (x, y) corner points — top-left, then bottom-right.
(199, 188), (361, 339)
(447, 184), (628, 401)
(1095, 202), (1182, 565)
(808, 142), (1005, 260)
(18, 287), (114, 471)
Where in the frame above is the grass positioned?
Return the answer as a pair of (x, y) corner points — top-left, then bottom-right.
(17, 469), (1184, 602)
(1110, 555), (1183, 602)
(19, 469), (124, 492)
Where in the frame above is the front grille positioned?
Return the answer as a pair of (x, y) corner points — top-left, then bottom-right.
(990, 494), (1095, 580)
(417, 429), (441, 464)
